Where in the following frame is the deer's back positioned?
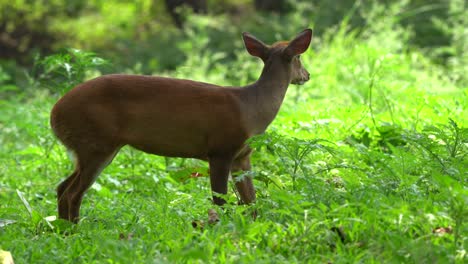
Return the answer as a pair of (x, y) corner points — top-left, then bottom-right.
(50, 74), (249, 158)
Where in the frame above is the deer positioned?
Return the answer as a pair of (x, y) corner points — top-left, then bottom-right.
(50, 29), (312, 223)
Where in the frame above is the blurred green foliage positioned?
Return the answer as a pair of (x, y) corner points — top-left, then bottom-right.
(0, 1), (466, 263)
(0, 0), (466, 86)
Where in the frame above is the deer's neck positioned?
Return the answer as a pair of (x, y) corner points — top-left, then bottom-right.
(240, 59), (291, 135)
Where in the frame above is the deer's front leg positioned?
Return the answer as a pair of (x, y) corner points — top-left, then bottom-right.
(209, 156), (233, 206)
(231, 147), (256, 204)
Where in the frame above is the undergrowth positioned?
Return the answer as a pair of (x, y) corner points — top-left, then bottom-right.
(0, 3), (467, 263)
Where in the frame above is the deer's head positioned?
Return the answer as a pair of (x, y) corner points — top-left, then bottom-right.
(242, 29), (312, 85)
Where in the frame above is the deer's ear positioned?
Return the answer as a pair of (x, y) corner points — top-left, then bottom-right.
(285, 29), (312, 58)
(243, 32), (268, 59)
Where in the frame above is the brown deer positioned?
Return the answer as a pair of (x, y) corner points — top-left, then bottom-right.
(51, 29), (312, 223)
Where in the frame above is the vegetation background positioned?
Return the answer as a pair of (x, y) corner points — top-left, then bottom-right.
(0, 0), (466, 263)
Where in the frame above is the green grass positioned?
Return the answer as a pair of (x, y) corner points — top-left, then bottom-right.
(1, 19), (467, 263)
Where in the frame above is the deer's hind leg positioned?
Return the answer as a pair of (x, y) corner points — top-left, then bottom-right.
(57, 145), (120, 223)
(231, 146), (256, 204)
(57, 167), (78, 220)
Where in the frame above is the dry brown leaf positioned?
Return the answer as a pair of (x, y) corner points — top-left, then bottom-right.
(190, 172), (204, 178)
(208, 209), (220, 225)
(118, 232), (134, 240)
(192, 220), (204, 230)
(433, 226), (453, 235)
